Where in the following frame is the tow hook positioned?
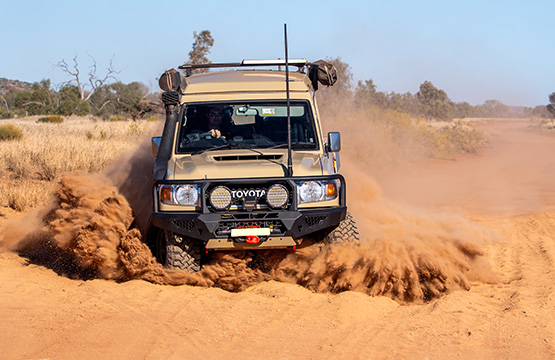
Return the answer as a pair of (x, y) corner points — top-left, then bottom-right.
(245, 236), (260, 244)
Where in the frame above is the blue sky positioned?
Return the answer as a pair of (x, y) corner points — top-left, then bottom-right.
(2, 0), (553, 107)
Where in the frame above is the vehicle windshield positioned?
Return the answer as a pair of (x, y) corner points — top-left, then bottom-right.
(176, 101), (318, 154)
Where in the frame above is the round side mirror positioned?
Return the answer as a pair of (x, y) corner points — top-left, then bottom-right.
(159, 69), (181, 92)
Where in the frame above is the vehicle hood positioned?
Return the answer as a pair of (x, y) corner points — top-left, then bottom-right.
(168, 149), (323, 180)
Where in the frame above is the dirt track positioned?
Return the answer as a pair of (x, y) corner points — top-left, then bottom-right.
(1, 119), (555, 359)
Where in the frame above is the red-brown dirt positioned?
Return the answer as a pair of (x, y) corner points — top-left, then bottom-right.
(1, 119), (555, 359)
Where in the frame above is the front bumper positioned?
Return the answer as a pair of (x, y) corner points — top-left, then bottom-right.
(151, 175), (347, 245)
(151, 206), (347, 242)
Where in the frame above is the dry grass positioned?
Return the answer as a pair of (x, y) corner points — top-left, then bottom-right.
(430, 120), (489, 157)
(528, 117), (555, 133)
(0, 123), (24, 141)
(0, 179), (54, 212)
(0, 115), (162, 211)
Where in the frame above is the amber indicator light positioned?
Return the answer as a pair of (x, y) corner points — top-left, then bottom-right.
(326, 182), (337, 197)
(160, 187), (172, 202)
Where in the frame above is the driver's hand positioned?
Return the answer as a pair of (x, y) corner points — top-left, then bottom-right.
(210, 129), (222, 138)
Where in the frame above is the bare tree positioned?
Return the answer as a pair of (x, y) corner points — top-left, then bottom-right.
(186, 30), (214, 74)
(0, 95), (9, 112)
(547, 92), (555, 119)
(56, 54), (122, 103)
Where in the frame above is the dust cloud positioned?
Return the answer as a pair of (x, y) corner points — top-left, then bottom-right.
(367, 120), (555, 215)
(1, 170), (498, 303)
(278, 163), (500, 302)
(0, 120), (502, 303)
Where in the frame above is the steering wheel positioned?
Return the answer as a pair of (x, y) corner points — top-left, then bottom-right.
(186, 131), (227, 143)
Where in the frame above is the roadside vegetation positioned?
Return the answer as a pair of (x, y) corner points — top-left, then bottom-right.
(529, 92), (555, 132)
(0, 78), (161, 121)
(0, 31), (212, 212)
(317, 62), (490, 169)
(0, 123), (24, 141)
(319, 58), (553, 122)
(0, 116), (161, 211)
(0, 31), (215, 121)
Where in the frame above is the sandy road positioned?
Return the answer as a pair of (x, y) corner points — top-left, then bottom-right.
(1, 119), (555, 359)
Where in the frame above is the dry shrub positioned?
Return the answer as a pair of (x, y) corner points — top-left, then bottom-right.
(109, 115), (126, 121)
(431, 120), (489, 157)
(37, 115), (64, 123)
(528, 117), (555, 133)
(0, 123), (24, 141)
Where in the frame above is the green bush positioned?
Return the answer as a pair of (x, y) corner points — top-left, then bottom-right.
(128, 123), (140, 135)
(0, 108), (12, 119)
(12, 109), (27, 118)
(109, 114), (126, 121)
(76, 101), (91, 116)
(0, 124), (24, 141)
(37, 115), (64, 123)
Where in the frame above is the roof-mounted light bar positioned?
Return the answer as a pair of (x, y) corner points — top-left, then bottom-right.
(178, 58), (309, 72)
(242, 59), (308, 66)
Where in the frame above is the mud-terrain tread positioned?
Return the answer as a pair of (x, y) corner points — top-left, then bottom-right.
(166, 234), (202, 273)
(324, 212), (360, 245)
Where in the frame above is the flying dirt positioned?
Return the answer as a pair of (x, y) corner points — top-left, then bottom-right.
(1, 149), (499, 303)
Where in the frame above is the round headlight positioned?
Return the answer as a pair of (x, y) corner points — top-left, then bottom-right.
(210, 186), (232, 210)
(299, 181), (324, 203)
(266, 184), (289, 209)
(175, 185), (199, 206)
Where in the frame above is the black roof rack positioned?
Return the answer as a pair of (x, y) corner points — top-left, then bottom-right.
(178, 59), (310, 74)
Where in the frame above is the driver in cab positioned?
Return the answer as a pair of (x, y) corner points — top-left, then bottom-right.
(206, 106), (226, 138)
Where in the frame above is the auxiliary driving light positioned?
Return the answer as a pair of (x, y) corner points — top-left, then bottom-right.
(210, 186), (232, 210)
(266, 184), (289, 209)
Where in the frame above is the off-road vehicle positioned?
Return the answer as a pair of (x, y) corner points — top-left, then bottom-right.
(149, 58), (359, 272)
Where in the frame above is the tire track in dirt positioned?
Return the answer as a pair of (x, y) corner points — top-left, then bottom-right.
(464, 212), (555, 358)
(330, 211), (555, 359)
(501, 213), (555, 311)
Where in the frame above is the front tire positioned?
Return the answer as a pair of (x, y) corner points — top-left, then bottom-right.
(155, 230), (202, 272)
(323, 212), (360, 245)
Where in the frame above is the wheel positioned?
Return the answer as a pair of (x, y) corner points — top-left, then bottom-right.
(323, 212), (360, 245)
(151, 226), (166, 265)
(155, 229), (203, 272)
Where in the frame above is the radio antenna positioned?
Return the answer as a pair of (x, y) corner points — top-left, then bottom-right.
(284, 23), (293, 177)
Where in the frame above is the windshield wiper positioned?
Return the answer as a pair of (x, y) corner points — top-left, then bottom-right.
(267, 143), (288, 149)
(267, 142), (315, 149)
(190, 143), (257, 156)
